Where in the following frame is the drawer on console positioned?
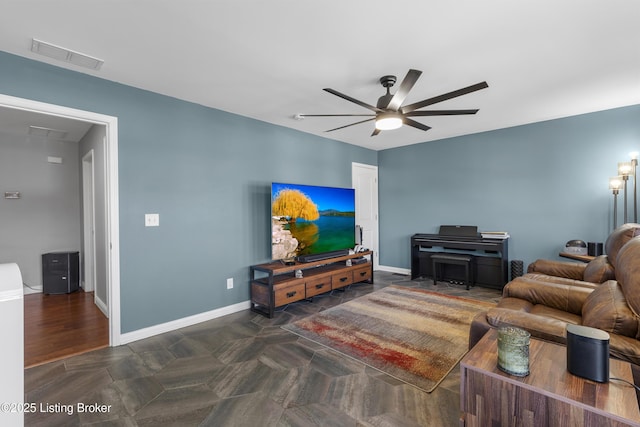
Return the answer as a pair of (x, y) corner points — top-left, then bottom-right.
(331, 271), (353, 289)
(305, 275), (332, 297)
(274, 282), (306, 307)
(352, 265), (372, 283)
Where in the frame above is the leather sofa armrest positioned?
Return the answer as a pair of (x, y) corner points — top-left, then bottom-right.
(469, 312), (492, 350)
(485, 307), (568, 344)
(522, 273), (600, 290)
(527, 259), (587, 280)
(610, 333), (640, 366)
(503, 277), (593, 315)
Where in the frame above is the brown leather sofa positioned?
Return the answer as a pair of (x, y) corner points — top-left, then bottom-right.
(469, 223), (640, 365)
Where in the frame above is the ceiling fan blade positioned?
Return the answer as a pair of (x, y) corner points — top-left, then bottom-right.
(401, 82), (489, 113)
(323, 88), (383, 113)
(404, 109), (479, 117)
(371, 128), (381, 137)
(299, 114), (376, 117)
(325, 117), (376, 133)
(403, 118), (432, 132)
(386, 69), (422, 111)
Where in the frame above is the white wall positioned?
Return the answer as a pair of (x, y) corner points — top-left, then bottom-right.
(0, 131), (81, 288)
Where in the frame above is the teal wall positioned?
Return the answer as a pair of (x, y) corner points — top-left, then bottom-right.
(3, 50), (639, 333)
(378, 105), (640, 271)
(0, 51), (377, 333)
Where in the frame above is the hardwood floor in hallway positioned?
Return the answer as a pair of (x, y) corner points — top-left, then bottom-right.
(24, 289), (109, 368)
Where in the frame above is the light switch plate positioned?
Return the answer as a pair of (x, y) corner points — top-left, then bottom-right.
(145, 213), (160, 227)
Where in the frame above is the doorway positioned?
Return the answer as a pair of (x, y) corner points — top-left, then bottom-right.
(0, 94), (121, 354)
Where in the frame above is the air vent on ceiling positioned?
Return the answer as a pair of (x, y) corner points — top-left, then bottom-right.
(28, 125), (68, 140)
(31, 38), (104, 70)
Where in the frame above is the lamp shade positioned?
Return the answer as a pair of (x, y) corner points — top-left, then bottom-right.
(375, 113), (403, 130)
(609, 176), (623, 190)
(618, 161), (633, 176)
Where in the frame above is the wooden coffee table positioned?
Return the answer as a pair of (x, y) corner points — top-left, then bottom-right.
(460, 329), (640, 427)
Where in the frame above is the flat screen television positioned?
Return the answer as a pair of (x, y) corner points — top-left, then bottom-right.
(271, 182), (356, 262)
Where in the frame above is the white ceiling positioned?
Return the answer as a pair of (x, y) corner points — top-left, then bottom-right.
(0, 0), (639, 150)
(0, 106), (92, 143)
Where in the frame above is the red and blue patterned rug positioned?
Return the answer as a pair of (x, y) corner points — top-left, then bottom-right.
(283, 285), (495, 392)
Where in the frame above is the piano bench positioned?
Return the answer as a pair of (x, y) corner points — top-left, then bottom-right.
(431, 253), (475, 290)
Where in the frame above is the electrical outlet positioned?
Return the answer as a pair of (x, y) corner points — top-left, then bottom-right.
(145, 213), (159, 227)
(226, 278), (233, 289)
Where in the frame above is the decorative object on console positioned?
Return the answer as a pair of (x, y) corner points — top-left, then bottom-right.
(610, 175), (623, 229)
(497, 326), (530, 377)
(564, 239), (587, 255)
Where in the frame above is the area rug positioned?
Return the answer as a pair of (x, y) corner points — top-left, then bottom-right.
(282, 285), (495, 392)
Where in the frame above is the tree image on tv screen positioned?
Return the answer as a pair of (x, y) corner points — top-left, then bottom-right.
(272, 189), (320, 259)
(272, 189), (319, 222)
(272, 184), (356, 261)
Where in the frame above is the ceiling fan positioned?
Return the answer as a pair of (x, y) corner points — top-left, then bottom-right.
(299, 69), (488, 136)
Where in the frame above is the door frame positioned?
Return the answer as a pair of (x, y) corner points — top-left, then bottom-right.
(81, 149), (96, 294)
(0, 94), (121, 347)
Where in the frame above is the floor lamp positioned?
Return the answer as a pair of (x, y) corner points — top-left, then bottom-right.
(618, 162), (633, 224)
(631, 151), (638, 223)
(610, 176), (622, 230)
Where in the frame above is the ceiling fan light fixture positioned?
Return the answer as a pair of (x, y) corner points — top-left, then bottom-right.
(375, 113), (403, 131)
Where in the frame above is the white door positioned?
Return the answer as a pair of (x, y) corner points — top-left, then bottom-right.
(352, 162), (379, 269)
(82, 150), (96, 293)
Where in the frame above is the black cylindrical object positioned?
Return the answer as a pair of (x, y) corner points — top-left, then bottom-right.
(566, 324), (609, 383)
(511, 260), (524, 280)
(587, 242), (604, 256)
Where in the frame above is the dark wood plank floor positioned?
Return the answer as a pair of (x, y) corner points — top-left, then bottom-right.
(24, 290), (109, 368)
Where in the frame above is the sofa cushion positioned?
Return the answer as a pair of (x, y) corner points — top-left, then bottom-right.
(530, 305), (582, 325)
(605, 223), (640, 265)
(582, 255), (615, 283)
(496, 297), (533, 312)
(582, 280), (638, 338)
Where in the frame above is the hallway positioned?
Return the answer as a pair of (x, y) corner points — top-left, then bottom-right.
(24, 290), (108, 368)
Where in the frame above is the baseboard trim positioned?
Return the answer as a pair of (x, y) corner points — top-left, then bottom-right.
(119, 300), (251, 345)
(377, 265), (411, 276)
(95, 295), (109, 318)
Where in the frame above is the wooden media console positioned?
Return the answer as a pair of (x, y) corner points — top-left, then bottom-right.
(250, 251), (373, 318)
